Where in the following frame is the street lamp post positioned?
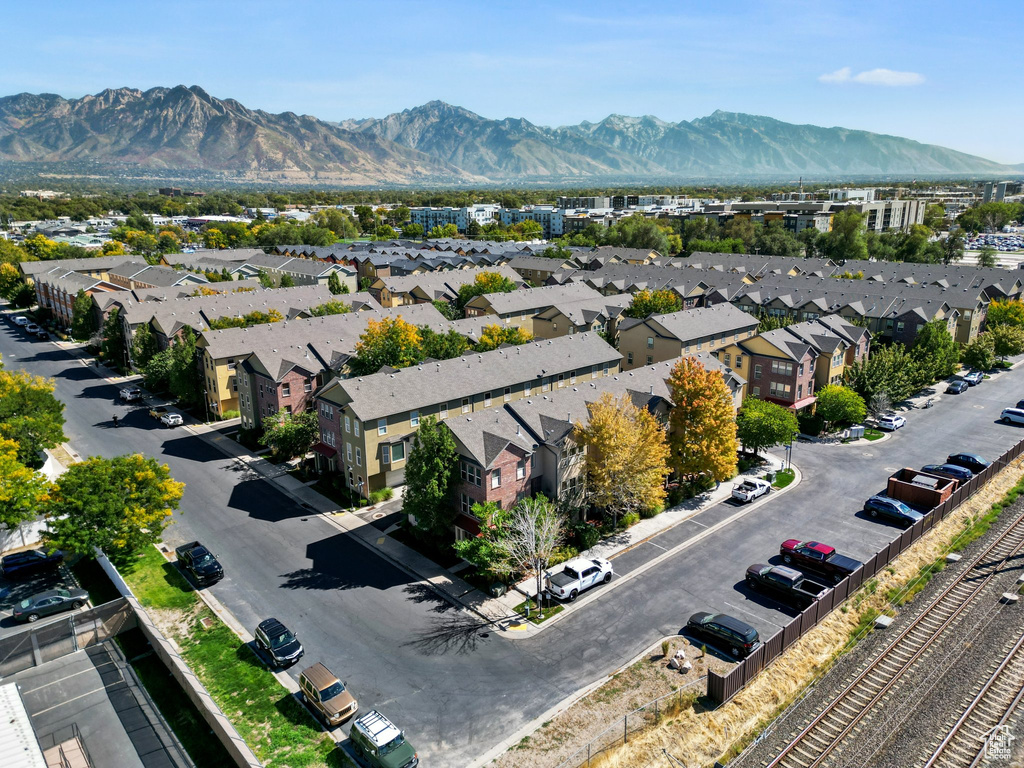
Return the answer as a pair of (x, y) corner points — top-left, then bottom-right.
(203, 389), (210, 423)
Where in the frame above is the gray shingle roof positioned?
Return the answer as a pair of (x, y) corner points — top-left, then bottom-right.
(446, 409), (537, 469)
(621, 302), (758, 341)
(470, 283), (603, 315)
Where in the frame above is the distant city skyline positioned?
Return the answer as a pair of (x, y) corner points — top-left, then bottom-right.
(4, 0), (1021, 163)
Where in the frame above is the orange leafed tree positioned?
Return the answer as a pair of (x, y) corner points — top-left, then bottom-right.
(667, 356), (738, 483)
(351, 315), (423, 375)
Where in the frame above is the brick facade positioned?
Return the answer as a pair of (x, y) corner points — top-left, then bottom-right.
(253, 367), (316, 424)
(748, 349), (817, 407)
(454, 445), (535, 519)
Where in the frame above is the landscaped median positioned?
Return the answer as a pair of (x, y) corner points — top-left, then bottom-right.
(122, 547), (345, 768)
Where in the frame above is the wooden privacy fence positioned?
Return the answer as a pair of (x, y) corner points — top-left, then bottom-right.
(708, 436), (1024, 705)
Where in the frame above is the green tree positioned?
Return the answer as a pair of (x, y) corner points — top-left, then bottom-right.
(977, 246), (998, 268)
(10, 282), (36, 308)
(427, 223), (459, 239)
(961, 333), (996, 371)
(753, 221), (802, 258)
(911, 319), (959, 382)
(143, 349), (173, 392)
(987, 299), (1024, 329)
(735, 398), (799, 458)
(0, 263), (23, 299)
(70, 289), (97, 341)
(169, 328), (201, 407)
(431, 300), (461, 320)
(0, 365), (66, 465)
(722, 218), (757, 251)
(404, 416), (458, 541)
(0, 438), (51, 531)
(259, 410), (319, 459)
(815, 385), (867, 432)
(465, 220), (482, 238)
(475, 324), (534, 352)
(328, 271), (344, 295)
(623, 288), (682, 319)
(667, 356), (738, 482)
(456, 272), (518, 310)
(821, 208), (869, 261)
(923, 203), (946, 230)
(991, 324), (1024, 360)
(419, 326), (470, 360)
(100, 308), (127, 372)
(375, 224), (398, 240)
(941, 231), (965, 265)
(131, 323), (159, 370)
(42, 454), (183, 564)
(280, 273), (296, 288)
(401, 222), (425, 239)
(309, 299), (352, 317)
(605, 214), (670, 253)
(843, 343), (923, 403)
(798, 228), (822, 258)
(257, 269), (275, 288)
(390, 206), (411, 226)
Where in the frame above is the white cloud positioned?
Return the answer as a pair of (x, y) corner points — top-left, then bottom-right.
(819, 67), (925, 86)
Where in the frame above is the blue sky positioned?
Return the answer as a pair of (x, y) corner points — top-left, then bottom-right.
(5, 1), (1022, 163)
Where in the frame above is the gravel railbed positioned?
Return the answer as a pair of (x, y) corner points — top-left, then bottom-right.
(733, 494), (1024, 768)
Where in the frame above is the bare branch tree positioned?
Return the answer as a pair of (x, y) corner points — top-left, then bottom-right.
(490, 497), (565, 619)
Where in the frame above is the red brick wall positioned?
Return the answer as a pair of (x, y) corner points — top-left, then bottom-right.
(254, 368), (316, 423)
(454, 446), (533, 512)
(750, 350), (817, 405)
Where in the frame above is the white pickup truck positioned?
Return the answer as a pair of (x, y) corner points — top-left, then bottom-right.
(732, 478), (772, 503)
(546, 557), (614, 601)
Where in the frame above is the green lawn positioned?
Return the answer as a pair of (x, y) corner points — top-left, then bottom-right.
(771, 468), (796, 489)
(863, 428), (885, 442)
(123, 548), (344, 767)
(513, 599), (565, 624)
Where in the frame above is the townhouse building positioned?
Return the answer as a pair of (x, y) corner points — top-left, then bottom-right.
(463, 283), (605, 335)
(236, 303), (453, 429)
(508, 255), (575, 285)
(446, 353), (745, 537)
(313, 334), (622, 497)
(106, 263), (209, 291)
(35, 270), (122, 329)
(617, 303), (759, 370)
(568, 263), (710, 306)
(241, 253), (356, 290)
(369, 265), (523, 308)
(531, 293), (632, 340)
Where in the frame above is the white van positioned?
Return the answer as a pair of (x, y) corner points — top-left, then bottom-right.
(1000, 408), (1024, 425)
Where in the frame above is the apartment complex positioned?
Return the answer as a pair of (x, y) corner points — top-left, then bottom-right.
(618, 303), (759, 370)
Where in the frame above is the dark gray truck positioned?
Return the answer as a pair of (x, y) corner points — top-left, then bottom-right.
(745, 564), (830, 610)
(174, 541), (224, 586)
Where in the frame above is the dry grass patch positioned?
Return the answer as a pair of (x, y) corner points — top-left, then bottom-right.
(492, 637), (732, 768)
(541, 457), (1024, 768)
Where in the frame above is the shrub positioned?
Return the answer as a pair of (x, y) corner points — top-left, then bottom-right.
(222, 409), (240, 420)
(380, 487), (394, 501)
(569, 520), (602, 551)
(369, 489), (387, 504)
(549, 546), (580, 567)
(622, 512), (640, 527)
(797, 412), (825, 436)
(640, 504), (664, 519)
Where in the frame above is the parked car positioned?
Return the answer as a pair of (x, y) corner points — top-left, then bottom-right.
(160, 412), (184, 427)
(1001, 408), (1024, 425)
(744, 564), (830, 610)
(863, 495), (925, 527)
(12, 588), (88, 622)
(946, 380), (969, 395)
(947, 452), (991, 474)
(24, 323), (41, 334)
(254, 618), (304, 668)
(732, 478), (772, 503)
(119, 387), (143, 402)
(546, 557), (613, 601)
(779, 540), (864, 584)
(686, 612), (761, 658)
(350, 710), (419, 768)
(11, 316), (28, 327)
(962, 370), (984, 386)
(33, 327), (49, 339)
(921, 463), (973, 487)
(174, 541), (224, 586)
(298, 662), (358, 726)
(0, 548), (65, 580)
(876, 414), (906, 431)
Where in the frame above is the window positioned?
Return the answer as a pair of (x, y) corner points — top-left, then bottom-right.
(646, 355), (653, 365)
(570, 370), (576, 384)
(462, 398), (471, 414)
(227, 358), (236, 370)
(346, 443), (352, 462)
(460, 493), (473, 515)
(345, 416), (351, 433)
(284, 405), (292, 415)
(603, 362), (610, 375)
(797, 384), (803, 399)
(896, 321), (905, 333)
(410, 410), (419, 428)
(491, 468), (501, 489)
(647, 336), (654, 349)
(377, 418), (387, 436)
(557, 374), (564, 388)
(697, 339), (702, 350)
(723, 353), (731, 366)
(752, 386), (760, 396)
(440, 405), (448, 419)
(627, 352), (634, 365)
(259, 384), (264, 395)
(591, 365), (598, 380)
(736, 355), (743, 368)
(355, 448), (361, 467)
(382, 445), (391, 464)
(542, 377), (550, 392)
(461, 462), (481, 486)
(282, 383), (291, 397)
(304, 380), (312, 393)
(797, 364), (804, 376)
(769, 382), (792, 397)
(320, 402), (334, 420)
(524, 382), (532, 397)
(504, 387), (511, 402)
(517, 458), (526, 480)
(771, 360), (794, 376)
(485, 392), (492, 407)
(354, 420), (360, 437)
(391, 443), (404, 462)
(754, 364), (762, 379)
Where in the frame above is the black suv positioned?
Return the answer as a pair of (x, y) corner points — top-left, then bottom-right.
(946, 452), (990, 474)
(686, 612), (761, 658)
(1, 549), (65, 580)
(254, 618), (304, 667)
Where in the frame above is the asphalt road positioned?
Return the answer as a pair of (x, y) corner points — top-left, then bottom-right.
(4, 316), (1023, 766)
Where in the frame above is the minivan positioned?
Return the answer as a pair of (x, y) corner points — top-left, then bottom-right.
(686, 612), (761, 658)
(298, 662), (357, 727)
(1001, 408), (1024, 425)
(350, 710), (419, 768)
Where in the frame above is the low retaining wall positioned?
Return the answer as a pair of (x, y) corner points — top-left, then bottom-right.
(95, 551), (262, 768)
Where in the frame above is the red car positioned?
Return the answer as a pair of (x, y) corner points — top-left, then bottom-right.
(779, 540), (863, 584)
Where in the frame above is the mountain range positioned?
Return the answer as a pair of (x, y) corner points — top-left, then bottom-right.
(0, 86), (1018, 185)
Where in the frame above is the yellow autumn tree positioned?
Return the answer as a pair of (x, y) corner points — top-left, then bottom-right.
(574, 392), (669, 524)
(476, 324), (533, 352)
(0, 438), (50, 530)
(667, 356), (738, 484)
(350, 315), (423, 375)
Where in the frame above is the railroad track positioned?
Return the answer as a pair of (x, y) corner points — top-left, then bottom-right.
(920, 630), (1024, 768)
(763, 510), (1024, 768)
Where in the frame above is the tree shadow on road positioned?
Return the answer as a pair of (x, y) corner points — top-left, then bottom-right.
(402, 611), (500, 656)
(401, 583), (457, 614)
